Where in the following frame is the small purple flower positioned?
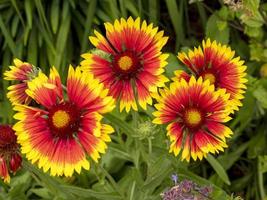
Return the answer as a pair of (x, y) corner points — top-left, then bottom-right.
(171, 174), (179, 185)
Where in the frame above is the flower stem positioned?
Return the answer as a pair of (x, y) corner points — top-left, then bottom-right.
(258, 158), (266, 200)
(148, 138), (152, 154)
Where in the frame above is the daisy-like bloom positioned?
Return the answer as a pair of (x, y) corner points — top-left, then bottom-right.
(153, 77), (233, 161)
(176, 39), (247, 111)
(81, 17), (169, 112)
(0, 125), (22, 183)
(4, 58), (39, 105)
(13, 66), (115, 176)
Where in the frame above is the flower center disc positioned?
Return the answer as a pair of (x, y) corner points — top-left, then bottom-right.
(118, 56), (133, 71)
(183, 108), (203, 128)
(52, 110), (70, 128)
(202, 73), (216, 84)
(113, 51), (141, 77)
(48, 102), (80, 138)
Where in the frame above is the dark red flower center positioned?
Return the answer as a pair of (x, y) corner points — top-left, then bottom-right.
(48, 102), (81, 138)
(200, 71), (216, 85)
(0, 125), (17, 150)
(112, 51), (142, 79)
(182, 107), (204, 129)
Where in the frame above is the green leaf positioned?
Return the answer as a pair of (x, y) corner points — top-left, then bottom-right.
(11, 15), (19, 37)
(50, 0), (59, 33)
(165, 53), (187, 78)
(27, 26), (38, 65)
(118, 0), (127, 18)
(24, 0), (32, 28)
(60, 185), (122, 200)
(149, 0), (158, 24)
(124, 0), (139, 17)
(105, 113), (136, 135)
(237, 90), (255, 126)
(55, 11), (71, 69)
(206, 154), (230, 185)
(253, 85), (267, 108)
(165, 0), (184, 49)
(218, 141), (250, 170)
(34, 0), (51, 33)
(23, 161), (69, 199)
(10, 0), (25, 27)
(30, 188), (52, 199)
(81, 0), (97, 53)
(0, 15), (17, 55)
(143, 155), (173, 192)
(206, 13), (229, 44)
(258, 155), (267, 173)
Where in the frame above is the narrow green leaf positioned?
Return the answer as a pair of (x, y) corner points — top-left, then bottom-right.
(149, 0), (158, 24)
(206, 154), (230, 185)
(34, 0), (52, 36)
(165, 0), (184, 49)
(27, 26), (37, 65)
(30, 188), (52, 199)
(60, 185), (123, 200)
(11, 15), (19, 37)
(108, 0), (120, 19)
(24, 0), (32, 28)
(81, 0), (97, 53)
(36, 18), (56, 55)
(0, 15), (17, 55)
(50, 0), (59, 33)
(11, 0), (25, 27)
(23, 161), (70, 199)
(125, 0), (139, 17)
(55, 11), (71, 69)
(119, 0), (127, 18)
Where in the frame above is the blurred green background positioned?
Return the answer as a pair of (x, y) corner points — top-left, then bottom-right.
(1, 0), (267, 199)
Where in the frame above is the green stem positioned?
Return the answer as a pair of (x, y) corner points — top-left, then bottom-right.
(131, 110), (138, 127)
(129, 181), (136, 200)
(148, 138), (152, 155)
(258, 158), (266, 200)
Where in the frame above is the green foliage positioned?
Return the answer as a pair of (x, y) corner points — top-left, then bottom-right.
(0, 0), (267, 200)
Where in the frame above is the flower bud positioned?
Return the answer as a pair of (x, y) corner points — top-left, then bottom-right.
(9, 153), (22, 173)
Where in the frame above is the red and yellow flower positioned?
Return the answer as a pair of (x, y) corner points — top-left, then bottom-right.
(153, 77), (233, 161)
(176, 39), (247, 112)
(81, 17), (169, 112)
(13, 66), (115, 176)
(4, 58), (39, 105)
(0, 125), (22, 183)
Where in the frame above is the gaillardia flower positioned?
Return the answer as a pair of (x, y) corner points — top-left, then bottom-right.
(177, 39), (247, 111)
(81, 17), (169, 112)
(13, 66), (115, 176)
(0, 125), (22, 183)
(153, 77), (233, 161)
(4, 58), (39, 105)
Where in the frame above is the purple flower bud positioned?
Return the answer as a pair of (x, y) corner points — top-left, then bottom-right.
(171, 174), (179, 185)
